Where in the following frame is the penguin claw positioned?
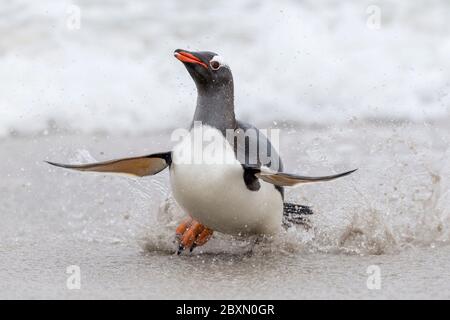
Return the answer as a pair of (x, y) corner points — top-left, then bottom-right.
(175, 217), (213, 254)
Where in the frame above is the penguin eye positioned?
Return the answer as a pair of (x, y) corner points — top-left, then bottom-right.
(210, 60), (220, 70)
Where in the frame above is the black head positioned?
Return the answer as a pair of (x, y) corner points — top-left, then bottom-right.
(174, 49), (233, 93)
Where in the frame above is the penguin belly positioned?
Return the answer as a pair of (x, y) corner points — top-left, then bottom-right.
(170, 125), (283, 236)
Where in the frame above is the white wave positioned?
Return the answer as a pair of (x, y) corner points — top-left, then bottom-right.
(1, 0), (449, 137)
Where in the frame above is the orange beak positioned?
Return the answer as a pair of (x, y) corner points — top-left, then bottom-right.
(174, 51), (208, 69)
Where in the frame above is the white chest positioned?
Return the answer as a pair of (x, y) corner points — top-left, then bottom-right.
(169, 125), (283, 235)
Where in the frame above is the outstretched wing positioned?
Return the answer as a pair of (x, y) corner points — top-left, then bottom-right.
(245, 165), (357, 187)
(46, 152), (171, 177)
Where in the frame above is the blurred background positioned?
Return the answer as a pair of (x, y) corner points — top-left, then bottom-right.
(1, 0), (450, 299)
(1, 0), (449, 136)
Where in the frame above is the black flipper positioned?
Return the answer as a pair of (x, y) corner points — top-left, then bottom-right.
(243, 165), (357, 188)
(256, 168), (357, 187)
(46, 152), (171, 177)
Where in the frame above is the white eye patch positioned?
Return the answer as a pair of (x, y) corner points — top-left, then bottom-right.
(210, 55), (229, 70)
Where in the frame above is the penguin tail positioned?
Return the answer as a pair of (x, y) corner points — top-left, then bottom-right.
(283, 202), (313, 228)
(284, 202), (313, 216)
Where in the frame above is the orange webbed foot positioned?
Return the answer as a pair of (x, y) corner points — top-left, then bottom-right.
(176, 217), (213, 254)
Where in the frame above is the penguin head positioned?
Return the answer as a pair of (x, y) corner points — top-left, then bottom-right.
(174, 49), (233, 92)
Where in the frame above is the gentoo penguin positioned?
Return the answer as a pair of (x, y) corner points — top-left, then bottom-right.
(47, 49), (357, 254)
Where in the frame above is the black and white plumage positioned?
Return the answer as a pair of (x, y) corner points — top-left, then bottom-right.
(47, 49), (356, 251)
(169, 49), (355, 235)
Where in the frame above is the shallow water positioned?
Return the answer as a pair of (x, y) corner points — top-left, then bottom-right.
(2, 237), (449, 299)
(1, 123), (449, 299)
